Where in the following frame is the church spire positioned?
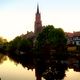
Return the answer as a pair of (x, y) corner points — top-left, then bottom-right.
(34, 4), (42, 34)
(37, 4), (39, 14)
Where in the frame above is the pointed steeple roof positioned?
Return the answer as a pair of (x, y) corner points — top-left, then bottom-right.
(37, 4), (39, 14)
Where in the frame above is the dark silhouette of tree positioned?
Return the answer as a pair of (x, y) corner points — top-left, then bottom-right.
(4, 25), (68, 80)
(34, 25), (67, 80)
(1, 25), (80, 80)
(7, 36), (34, 69)
(0, 53), (7, 64)
(35, 25), (67, 54)
(42, 60), (68, 80)
(0, 37), (7, 53)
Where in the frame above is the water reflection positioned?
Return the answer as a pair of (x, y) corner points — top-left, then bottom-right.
(64, 69), (80, 80)
(1, 52), (80, 80)
(6, 52), (80, 80)
(42, 60), (67, 80)
(0, 53), (7, 64)
(0, 57), (35, 80)
(0, 57), (80, 80)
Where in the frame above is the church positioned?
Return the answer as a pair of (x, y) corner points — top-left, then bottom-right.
(20, 4), (80, 47)
(34, 4), (42, 34)
(21, 4), (43, 39)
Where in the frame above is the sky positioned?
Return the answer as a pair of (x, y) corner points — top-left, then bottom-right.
(0, 0), (80, 41)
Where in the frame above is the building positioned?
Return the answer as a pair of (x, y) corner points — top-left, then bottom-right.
(65, 32), (73, 45)
(73, 32), (80, 45)
(21, 4), (43, 39)
(21, 31), (35, 39)
(34, 4), (42, 34)
(66, 32), (80, 46)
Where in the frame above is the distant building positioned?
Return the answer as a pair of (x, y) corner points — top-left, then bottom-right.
(66, 32), (80, 46)
(21, 4), (80, 46)
(21, 31), (35, 40)
(34, 4), (42, 34)
(65, 32), (73, 45)
(21, 4), (43, 39)
(73, 32), (80, 45)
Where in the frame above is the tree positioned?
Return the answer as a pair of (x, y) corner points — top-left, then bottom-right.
(18, 38), (33, 52)
(0, 37), (7, 53)
(34, 25), (67, 80)
(35, 25), (67, 53)
(7, 36), (33, 53)
(7, 36), (34, 69)
(6, 25), (67, 80)
(0, 37), (7, 44)
(7, 36), (22, 53)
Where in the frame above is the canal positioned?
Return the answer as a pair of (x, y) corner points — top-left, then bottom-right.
(0, 56), (80, 80)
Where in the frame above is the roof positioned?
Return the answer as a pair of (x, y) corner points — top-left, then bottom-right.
(73, 32), (80, 37)
(65, 32), (73, 37)
(65, 31), (80, 37)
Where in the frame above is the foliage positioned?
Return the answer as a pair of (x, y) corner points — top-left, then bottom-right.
(35, 25), (67, 52)
(7, 36), (22, 52)
(3, 25), (68, 80)
(34, 25), (67, 79)
(7, 36), (33, 53)
(0, 37), (8, 53)
(0, 53), (7, 64)
(0, 37), (7, 44)
(6, 36), (34, 69)
(18, 38), (33, 52)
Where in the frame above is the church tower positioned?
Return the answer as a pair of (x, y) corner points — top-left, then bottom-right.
(34, 4), (42, 34)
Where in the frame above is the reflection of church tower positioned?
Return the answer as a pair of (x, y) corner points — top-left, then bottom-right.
(34, 4), (42, 34)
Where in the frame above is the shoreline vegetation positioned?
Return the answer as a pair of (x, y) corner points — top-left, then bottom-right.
(0, 25), (80, 80)
(0, 25), (79, 54)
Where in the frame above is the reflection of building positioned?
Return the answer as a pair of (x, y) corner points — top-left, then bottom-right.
(66, 32), (80, 45)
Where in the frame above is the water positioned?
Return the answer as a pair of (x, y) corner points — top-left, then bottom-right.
(64, 69), (80, 80)
(0, 57), (80, 80)
(0, 57), (36, 80)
